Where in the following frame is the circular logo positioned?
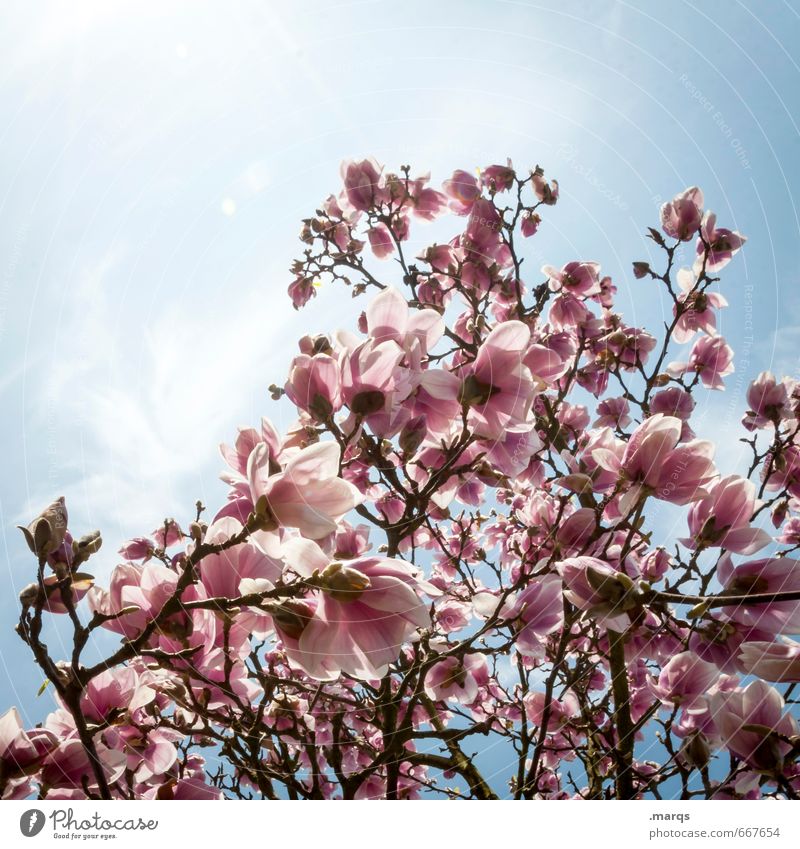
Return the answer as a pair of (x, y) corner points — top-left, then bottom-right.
(19, 810), (45, 837)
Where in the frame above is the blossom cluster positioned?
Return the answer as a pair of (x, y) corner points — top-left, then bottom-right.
(5, 158), (800, 801)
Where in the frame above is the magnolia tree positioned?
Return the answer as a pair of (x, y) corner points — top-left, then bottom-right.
(4, 158), (800, 803)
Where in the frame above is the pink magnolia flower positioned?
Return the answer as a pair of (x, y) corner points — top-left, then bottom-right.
(524, 343), (567, 386)
(594, 274), (617, 309)
(668, 335), (735, 390)
(597, 325), (657, 372)
(339, 338), (406, 420)
(743, 372), (790, 430)
(464, 198), (507, 264)
(285, 352), (341, 421)
(331, 522), (372, 559)
(778, 516), (800, 545)
(40, 573), (95, 615)
(41, 739), (127, 793)
(672, 268), (728, 344)
(763, 444), (800, 500)
(105, 725), (183, 782)
(340, 158), (385, 212)
(481, 425), (542, 478)
(481, 161), (515, 192)
(442, 169), (480, 214)
(555, 507), (597, 554)
(435, 599), (472, 634)
(548, 293), (592, 331)
(524, 690), (580, 730)
(641, 547), (672, 582)
(508, 576), (565, 659)
(276, 539), (430, 680)
(593, 396), (632, 429)
(717, 553), (800, 635)
(364, 286), (444, 357)
(248, 440), (363, 539)
(0, 708), (57, 790)
(577, 428), (625, 493)
(592, 414), (716, 509)
(682, 475), (772, 555)
(80, 668), (154, 724)
(421, 243), (458, 275)
(288, 276), (316, 309)
(739, 640), (800, 682)
(521, 210), (540, 237)
(405, 370), (461, 439)
(648, 651), (719, 707)
(118, 537), (154, 562)
(353, 768), (423, 801)
(542, 261), (602, 297)
(460, 320), (535, 439)
(650, 387), (695, 438)
(660, 187), (704, 241)
(406, 174), (447, 220)
(532, 172), (559, 205)
(556, 557), (637, 631)
(695, 212), (747, 273)
(219, 418), (283, 490)
(459, 257), (497, 295)
(88, 562), (178, 639)
(367, 223), (394, 258)
(424, 653), (489, 704)
(153, 520), (182, 549)
(199, 517), (283, 639)
(689, 616), (775, 673)
(709, 680), (797, 772)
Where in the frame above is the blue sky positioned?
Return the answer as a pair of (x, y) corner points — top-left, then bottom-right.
(1, 0), (800, 783)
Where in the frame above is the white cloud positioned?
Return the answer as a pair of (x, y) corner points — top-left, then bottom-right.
(29, 245), (301, 554)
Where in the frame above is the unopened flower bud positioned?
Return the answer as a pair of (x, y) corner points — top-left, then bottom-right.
(772, 500), (789, 529)
(299, 220), (314, 244)
(70, 530), (103, 568)
(189, 522), (204, 543)
(19, 582), (41, 610)
(680, 731), (711, 769)
(632, 261), (651, 279)
(18, 497), (68, 558)
(687, 600), (712, 619)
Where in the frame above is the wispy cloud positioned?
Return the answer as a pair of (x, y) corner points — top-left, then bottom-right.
(27, 244), (300, 554)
